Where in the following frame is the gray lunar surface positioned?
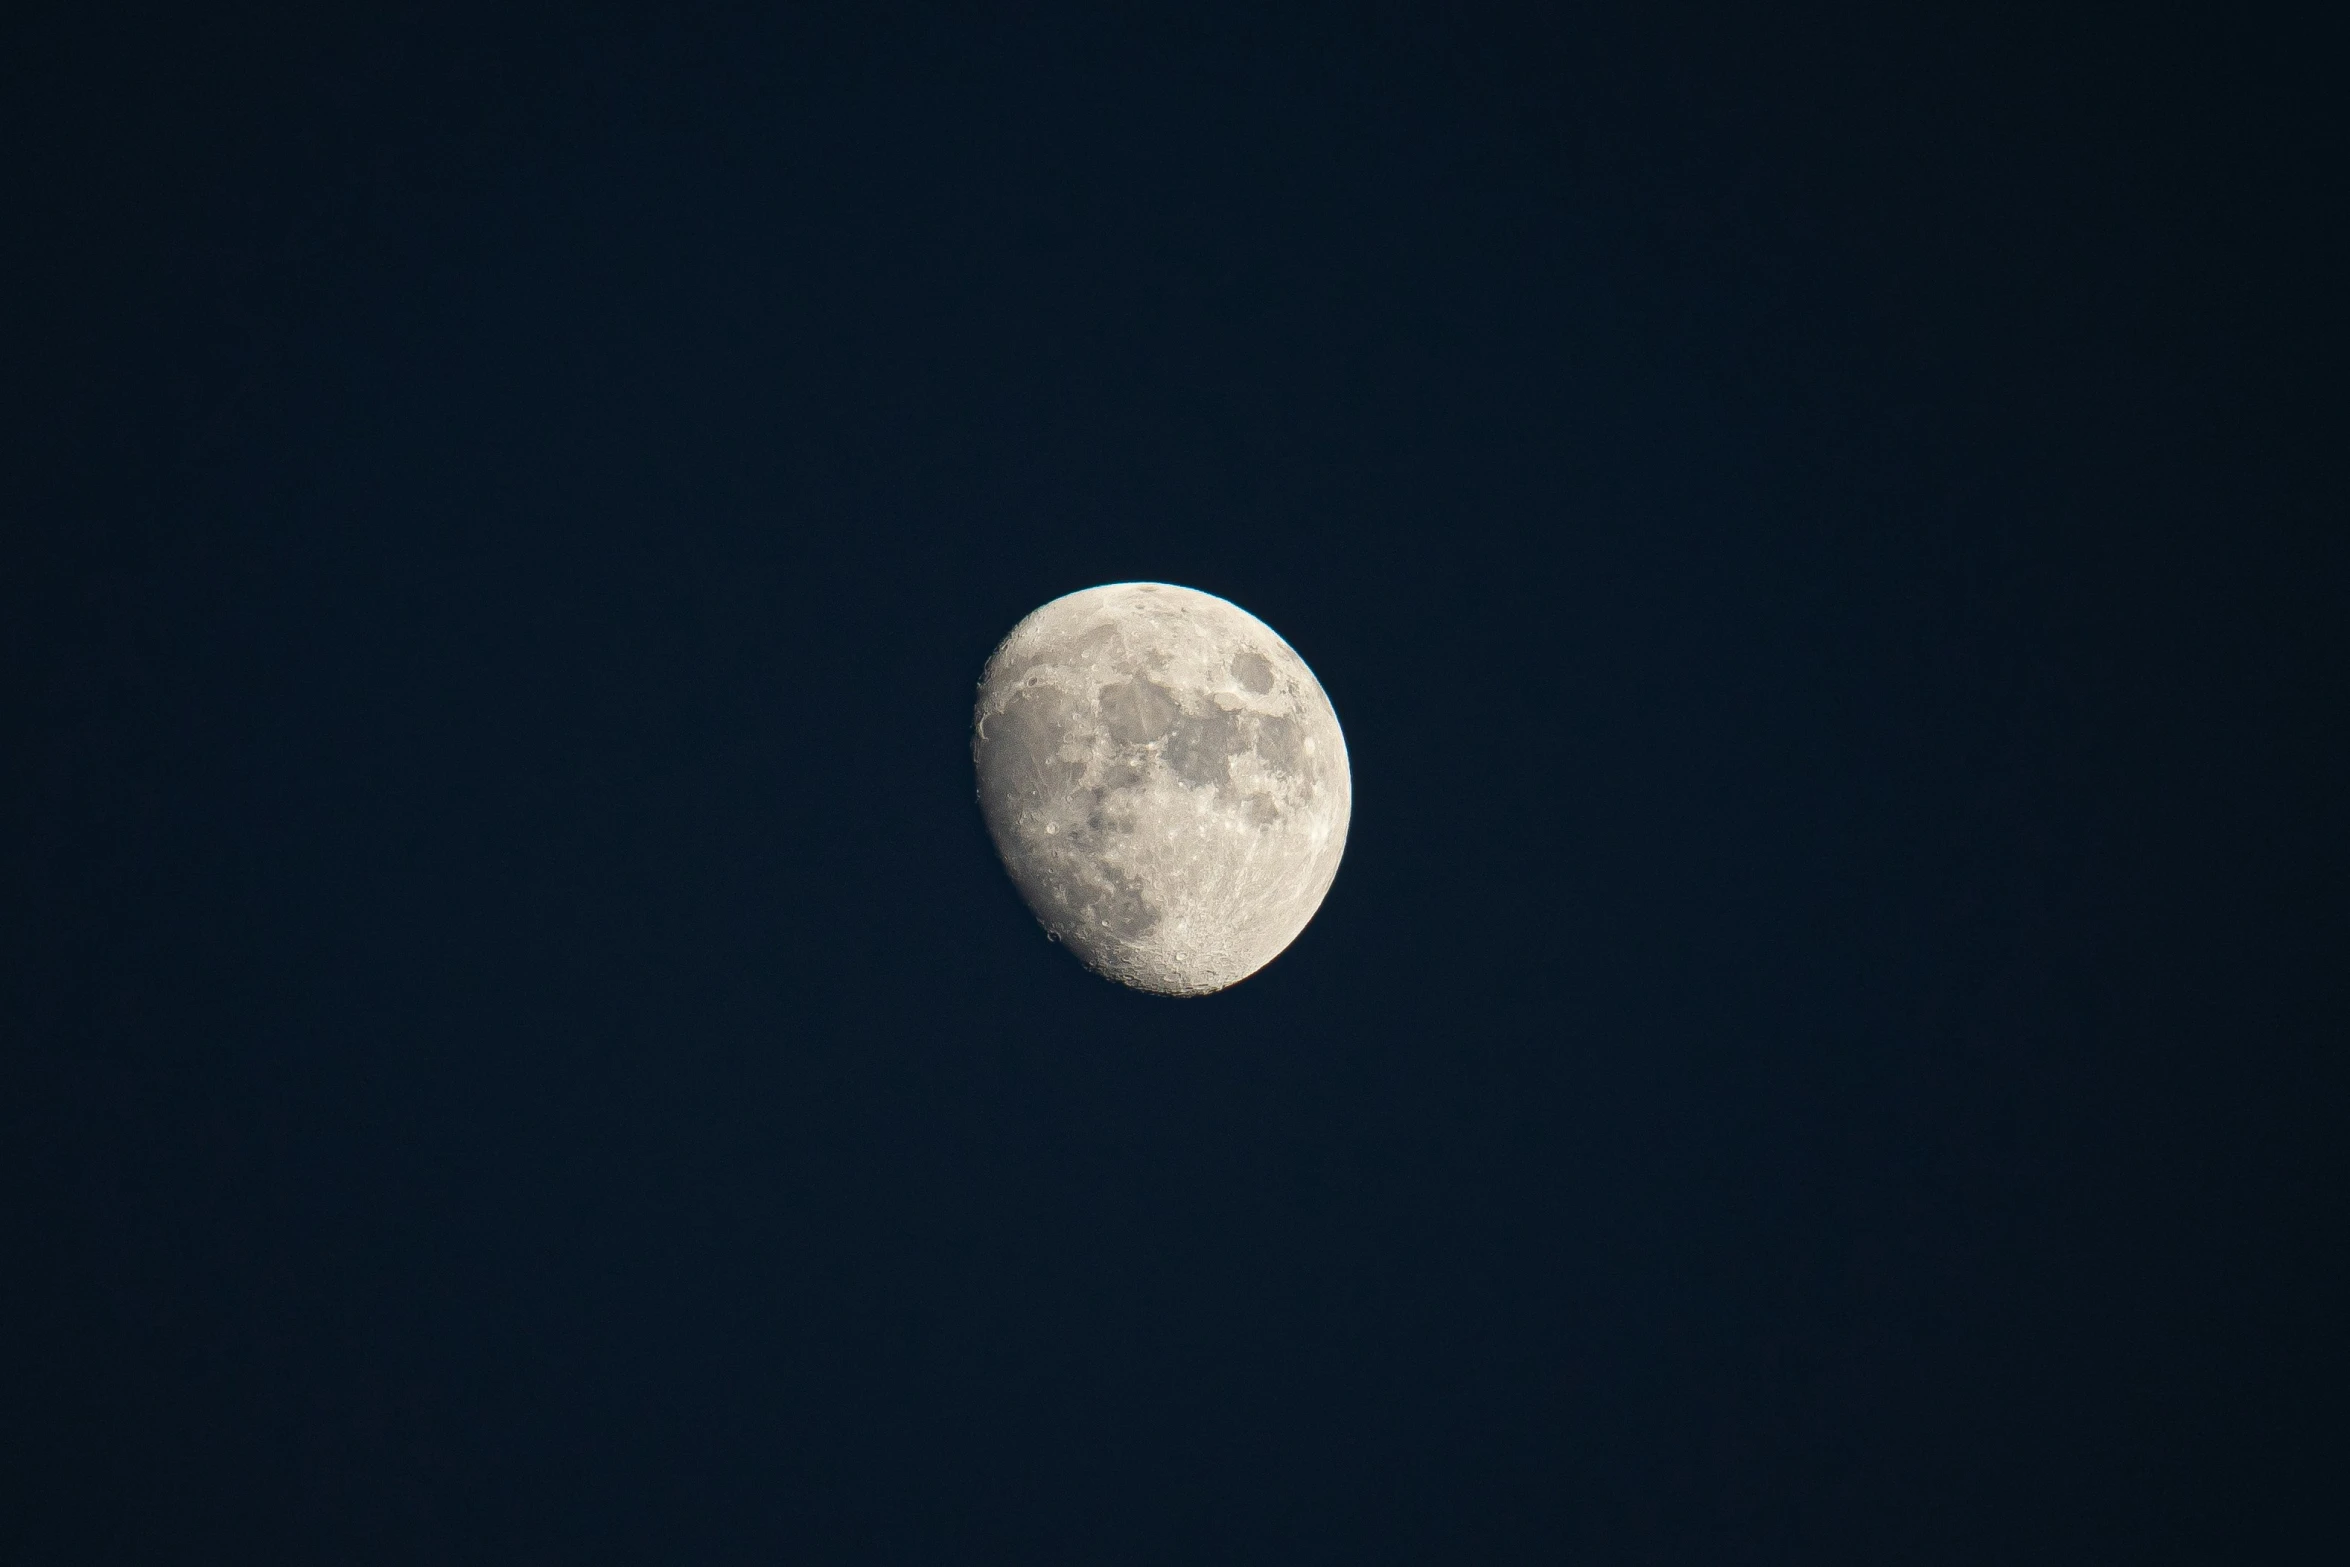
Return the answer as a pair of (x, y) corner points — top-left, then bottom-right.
(973, 583), (1351, 996)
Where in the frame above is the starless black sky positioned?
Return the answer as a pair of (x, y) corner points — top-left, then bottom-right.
(4, 3), (2340, 1561)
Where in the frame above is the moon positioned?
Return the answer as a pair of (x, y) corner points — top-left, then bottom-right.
(973, 583), (1351, 996)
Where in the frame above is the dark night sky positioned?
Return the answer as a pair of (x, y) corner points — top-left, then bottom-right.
(5, 4), (2340, 1561)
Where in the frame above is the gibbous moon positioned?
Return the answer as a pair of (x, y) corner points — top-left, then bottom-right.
(973, 583), (1351, 996)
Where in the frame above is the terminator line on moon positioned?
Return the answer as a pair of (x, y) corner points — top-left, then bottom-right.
(973, 583), (1351, 995)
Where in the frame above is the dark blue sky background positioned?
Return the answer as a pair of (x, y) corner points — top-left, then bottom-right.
(6, 4), (2338, 1561)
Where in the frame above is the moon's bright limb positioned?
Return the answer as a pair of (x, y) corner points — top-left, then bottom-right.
(973, 583), (1350, 996)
